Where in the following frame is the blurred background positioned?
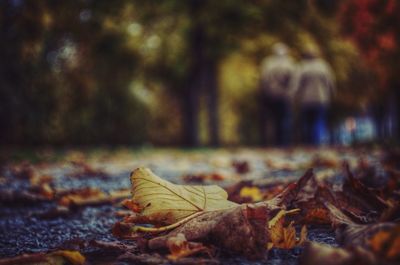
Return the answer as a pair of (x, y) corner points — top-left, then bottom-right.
(1, 0), (399, 147)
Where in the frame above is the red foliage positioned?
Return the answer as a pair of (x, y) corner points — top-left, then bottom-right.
(339, 0), (399, 89)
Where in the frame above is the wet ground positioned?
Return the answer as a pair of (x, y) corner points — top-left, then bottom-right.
(0, 147), (380, 264)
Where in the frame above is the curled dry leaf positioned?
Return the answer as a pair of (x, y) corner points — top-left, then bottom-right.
(130, 167), (237, 225)
(267, 209), (307, 250)
(343, 163), (388, 212)
(324, 201), (399, 264)
(274, 165), (390, 225)
(166, 233), (210, 261)
(148, 203), (269, 259)
(117, 168), (318, 259)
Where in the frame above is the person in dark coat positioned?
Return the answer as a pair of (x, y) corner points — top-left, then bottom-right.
(294, 47), (335, 145)
(260, 43), (296, 146)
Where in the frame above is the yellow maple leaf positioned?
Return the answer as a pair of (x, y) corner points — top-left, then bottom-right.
(130, 167), (238, 225)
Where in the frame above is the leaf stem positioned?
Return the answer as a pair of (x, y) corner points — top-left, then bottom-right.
(132, 211), (205, 233)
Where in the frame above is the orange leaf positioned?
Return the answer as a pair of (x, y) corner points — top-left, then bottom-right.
(369, 225), (400, 260)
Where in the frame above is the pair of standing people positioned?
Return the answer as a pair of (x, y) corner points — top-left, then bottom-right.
(260, 43), (335, 146)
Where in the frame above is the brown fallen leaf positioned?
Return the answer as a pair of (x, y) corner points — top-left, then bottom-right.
(267, 209), (307, 250)
(0, 250), (85, 265)
(0, 189), (52, 205)
(58, 187), (109, 207)
(147, 203), (269, 259)
(30, 174), (53, 186)
(9, 162), (35, 180)
(271, 165), (390, 225)
(121, 198), (142, 212)
(266, 168), (315, 209)
(30, 182), (55, 199)
(166, 233), (210, 261)
(369, 224), (400, 261)
(58, 187), (128, 207)
(0, 253), (47, 265)
(120, 167), (394, 260)
(343, 162), (388, 211)
(324, 201), (399, 264)
(115, 209), (133, 218)
(68, 161), (109, 179)
(232, 160), (250, 174)
(338, 221), (397, 249)
(116, 168), (322, 259)
(182, 173), (226, 183)
(299, 242), (376, 265)
(90, 239), (136, 252)
(112, 220), (139, 239)
(226, 180), (256, 203)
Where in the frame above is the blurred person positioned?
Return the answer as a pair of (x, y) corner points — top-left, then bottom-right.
(295, 47), (335, 145)
(260, 42), (296, 146)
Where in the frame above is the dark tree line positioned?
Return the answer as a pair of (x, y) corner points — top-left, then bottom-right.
(1, 0), (397, 146)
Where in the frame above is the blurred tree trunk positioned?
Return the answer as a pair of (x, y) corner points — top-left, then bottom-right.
(183, 0), (220, 147)
(204, 57), (219, 147)
(182, 0), (203, 147)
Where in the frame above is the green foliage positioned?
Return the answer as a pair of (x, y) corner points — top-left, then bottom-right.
(0, 0), (148, 145)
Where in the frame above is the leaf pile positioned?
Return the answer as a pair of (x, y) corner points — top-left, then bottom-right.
(1, 148), (399, 264)
(114, 165), (400, 264)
